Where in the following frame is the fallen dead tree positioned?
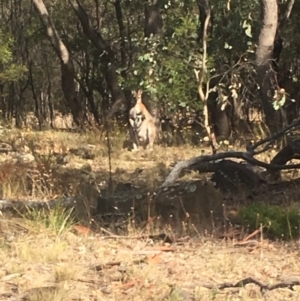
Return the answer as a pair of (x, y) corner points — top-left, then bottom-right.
(162, 119), (300, 187)
(153, 119), (300, 226)
(0, 197), (77, 214)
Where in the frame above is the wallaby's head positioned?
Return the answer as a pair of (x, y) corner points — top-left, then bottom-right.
(132, 89), (143, 104)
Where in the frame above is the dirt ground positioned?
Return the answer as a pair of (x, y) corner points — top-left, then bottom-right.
(0, 129), (300, 300)
(1, 226), (300, 301)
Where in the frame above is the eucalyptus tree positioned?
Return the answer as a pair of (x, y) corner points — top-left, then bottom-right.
(0, 0), (298, 138)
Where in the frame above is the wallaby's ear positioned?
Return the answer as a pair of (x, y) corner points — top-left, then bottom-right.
(133, 89), (143, 103)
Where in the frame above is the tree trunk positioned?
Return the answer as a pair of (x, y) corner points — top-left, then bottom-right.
(114, 0), (126, 67)
(67, 0), (127, 119)
(114, 0), (133, 125)
(196, 1), (227, 144)
(256, 0), (280, 134)
(28, 62), (43, 130)
(32, 0), (83, 127)
(143, 0), (163, 129)
(197, 0), (213, 42)
(273, 0), (295, 72)
(144, 0), (163, 38)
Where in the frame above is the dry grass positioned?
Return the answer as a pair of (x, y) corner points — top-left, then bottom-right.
(1, 223), (300, 300)
(0, 128), (300, 300)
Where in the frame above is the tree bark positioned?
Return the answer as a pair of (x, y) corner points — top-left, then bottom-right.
(143, 0), (163, 128)
(197, 0), (213, 42)
(114, 0), (126, 67)
(32, 0), (82, 127)
(273, 0), (295, 73)
(144, 0), (163, 38)
(256, 0), (280, 133)
(194, 0), (219, 151)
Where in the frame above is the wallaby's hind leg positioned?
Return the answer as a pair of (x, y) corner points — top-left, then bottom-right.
(132, 142), (139, 151)
(132, 134), (140, 151)
(146, 142), (154, 151)
(129, 126), (139, 152)
(146, 124), (156, 151)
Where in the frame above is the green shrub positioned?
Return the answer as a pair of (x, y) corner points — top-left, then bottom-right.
(238, 203), (300, 240)
(21, 205), (75, 235)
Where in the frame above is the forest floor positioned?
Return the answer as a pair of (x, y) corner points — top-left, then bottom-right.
(0, 128), (300, 300)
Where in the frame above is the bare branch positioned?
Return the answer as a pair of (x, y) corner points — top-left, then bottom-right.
(201, 277), (299, 293)
(278, 0), (295, 31)
(162, 119), (300, 186)
(162, 150), (300, 187)
(247, 119), (300, 154)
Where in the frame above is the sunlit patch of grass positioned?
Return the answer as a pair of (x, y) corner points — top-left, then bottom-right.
(54, 264), (80, 283)
(12, 236), (69, 264)
(4, 260), (28, 274)
(4, 210), (73, 265)
(0, 161), (31, 199)
(20, 206), (76, 235)
(25, 286), (68, 301)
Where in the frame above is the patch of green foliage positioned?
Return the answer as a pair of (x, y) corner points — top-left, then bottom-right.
(0, 30), (27, 83)
(238, 203), (300, 240)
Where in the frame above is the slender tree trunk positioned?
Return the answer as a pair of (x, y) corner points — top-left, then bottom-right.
(32, 0), (83, 127)
(197, 0), (231, 142)
(273, 0), (295, 72)
(144, 0), (163, 129)
(144, 0), (163, 38)
(8, 83), (14, 122)
(28, 62), (42, 130)
(256, 0), (280, 133)
(42, 41), (55, 128)
(0, 85), (6, 120)
(114, 0), (133, 126)
(197, 0), (213, 42)
(114, 0), (126, 67)
(67, 0), (127, 120)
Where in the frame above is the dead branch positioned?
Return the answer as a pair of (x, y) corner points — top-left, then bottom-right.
(162, 151), (300, 186)
(233, 240), (260, 249)
(201, 277), (300, 293)
(247, 119), (300, 154)
(101, 233), (174, 243)
(271, 138), (300, 165)
(0, 197), (76, 212)
(95, 259), (146, 271)
(162, 120), (300, 186)
(242, 229), (262, 242)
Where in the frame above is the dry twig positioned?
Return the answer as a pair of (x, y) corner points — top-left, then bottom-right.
(202, 277), (300, 292)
